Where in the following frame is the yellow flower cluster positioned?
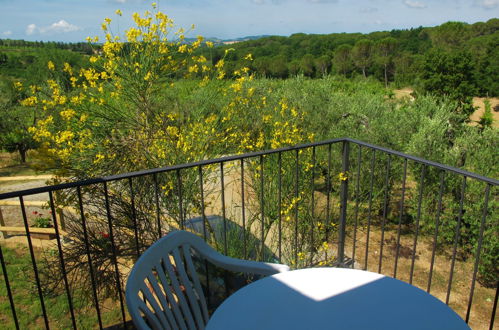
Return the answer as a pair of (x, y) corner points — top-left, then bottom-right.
(20, 96), (38, 107)
(338, 172), (348, 181)
(280, 196), (302, 222)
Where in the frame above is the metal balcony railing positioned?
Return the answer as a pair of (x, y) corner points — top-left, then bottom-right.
(0, 138), (497, 329)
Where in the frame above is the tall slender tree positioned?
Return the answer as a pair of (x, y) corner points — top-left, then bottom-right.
(332, 44), (352, 76)
(352, 39), (373, 77)
(375, 37), (398, 87)
(300, 54), (316, 77)
(314, 54), (331, 77)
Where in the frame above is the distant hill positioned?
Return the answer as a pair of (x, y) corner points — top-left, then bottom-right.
(184, 35), (271, 46)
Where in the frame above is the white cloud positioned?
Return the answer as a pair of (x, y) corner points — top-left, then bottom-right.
(26, 24), (37, 35)
(25, 20), (81, 36)
(475, 0), (499, 8)
(40, 20), (81, 34)
(2, 30), (12, 36)
(404, 0), (427, 8)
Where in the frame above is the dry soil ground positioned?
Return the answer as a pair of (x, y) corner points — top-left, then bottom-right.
(394, 88), (499, 128)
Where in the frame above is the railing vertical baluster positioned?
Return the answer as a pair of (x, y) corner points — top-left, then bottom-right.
(77, 186), (103, 329)
(220, 162), (227, 256)
(103, 182), (127, 327)
(378, 155), (391, 274)
(490, 284), (498, 330)
(220, 162), (230, 298)
(310, 147), (316, 265)
(352, 145), (362, 268)
(199, 166), (207, 241)
(128, 178), (141, 257)
(198, 165), (211, 309)
(0, 206), (5, 238)
(176, 169), (184, 230)
(465, 184), (491, 323)
(260, 155), (265, 261)
(294, 149), (299, 267)
(325, 144), (332, 262)
(364, 150), (376, 271)
(48, 192), (77, 329)
(20, 196), (50, 329)
(410, 165), (426, 285)
(240, 159), (247, 259)
(338, 140), (349, 266)
(0, 245), (19, 329)
(446, 176), (466, 305)
(427, 171), (445, 293)
(393, 158), (408, 278)
(278, 152), (282, 263)
(153, 173), (162, 238)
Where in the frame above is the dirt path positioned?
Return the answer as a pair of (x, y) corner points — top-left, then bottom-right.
(469, 96), (499, 128)
(393, 87), (415, 100)
(0, 175), (52, 228)
(0, 175), (53, 181)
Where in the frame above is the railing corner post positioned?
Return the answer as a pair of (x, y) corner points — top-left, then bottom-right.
(0, 206), (6, 239)
(338, 140), (350, 266)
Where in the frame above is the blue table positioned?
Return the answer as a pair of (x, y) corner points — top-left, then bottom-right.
(206, 268), (469, 330)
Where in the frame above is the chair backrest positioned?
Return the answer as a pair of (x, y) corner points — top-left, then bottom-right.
(125, 230), (288, 330)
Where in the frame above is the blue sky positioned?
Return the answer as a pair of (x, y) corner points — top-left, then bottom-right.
(0, 0), (498, 42)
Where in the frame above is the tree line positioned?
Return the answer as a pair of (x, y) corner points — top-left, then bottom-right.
(0, 38), (94, 54)
(195, 19), (498, 97)
(1, 18), (497, 98)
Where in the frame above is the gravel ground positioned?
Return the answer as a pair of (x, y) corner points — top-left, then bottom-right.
(0, 177), (51, 227)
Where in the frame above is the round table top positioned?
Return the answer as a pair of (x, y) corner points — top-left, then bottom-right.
(206, 267), (469, 330)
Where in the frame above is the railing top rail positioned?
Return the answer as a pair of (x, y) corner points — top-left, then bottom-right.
(0, 137), (497, 200)
(344, 138), (499, 186)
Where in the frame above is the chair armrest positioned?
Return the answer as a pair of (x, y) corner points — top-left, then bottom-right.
(164, 230), (290, 276)
(202, 247), (290, 276)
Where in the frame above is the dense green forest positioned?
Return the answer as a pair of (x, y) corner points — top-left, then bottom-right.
(197, 19), (498, 96)
(0, 38), (93, 53)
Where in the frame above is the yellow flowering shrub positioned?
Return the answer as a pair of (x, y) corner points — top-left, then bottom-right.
(19, 4), (322, 269)
(23, 5), (222, 175)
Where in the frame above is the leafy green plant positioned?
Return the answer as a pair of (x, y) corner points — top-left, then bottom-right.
(32, 211), (52, 228)
(479, 99), (494, 129)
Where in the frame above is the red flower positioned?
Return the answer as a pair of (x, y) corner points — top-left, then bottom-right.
(100, 232), (110, 239)
(33, 211), (38, 215)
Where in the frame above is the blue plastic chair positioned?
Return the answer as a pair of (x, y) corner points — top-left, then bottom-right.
(125, 230), (289, 330)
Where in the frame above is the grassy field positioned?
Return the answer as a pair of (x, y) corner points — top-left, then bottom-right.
(0, 245), (125, 329)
